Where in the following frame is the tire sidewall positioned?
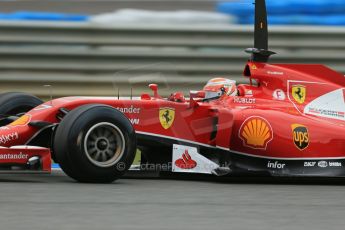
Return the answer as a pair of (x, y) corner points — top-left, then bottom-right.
(54, 104), (136, 182)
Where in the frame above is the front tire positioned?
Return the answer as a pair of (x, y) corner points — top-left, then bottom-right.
(53, 104), (137, 183)
(0, 92), (43, 126)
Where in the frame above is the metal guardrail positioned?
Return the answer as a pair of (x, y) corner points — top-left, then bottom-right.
(0, 21), (344, 98)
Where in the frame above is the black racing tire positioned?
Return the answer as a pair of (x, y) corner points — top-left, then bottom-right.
(0, 92), (43, 126)
(53, 104), (137, 183)
(0, 92), (43, 114)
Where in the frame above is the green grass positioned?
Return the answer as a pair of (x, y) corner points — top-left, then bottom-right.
(52, 149), (142, 166)
(133, 149), (141, 165)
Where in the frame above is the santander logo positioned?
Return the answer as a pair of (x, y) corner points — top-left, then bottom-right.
(175, 150), (197, 169)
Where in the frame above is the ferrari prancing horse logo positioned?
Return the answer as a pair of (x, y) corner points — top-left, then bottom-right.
(159, 108), (175, 129)
(292, 85), (306, 104)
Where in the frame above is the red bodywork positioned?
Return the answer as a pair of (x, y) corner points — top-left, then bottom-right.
(0, 61), (344, 176)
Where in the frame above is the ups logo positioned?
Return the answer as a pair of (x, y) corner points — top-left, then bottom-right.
(291, 124), (309, 150)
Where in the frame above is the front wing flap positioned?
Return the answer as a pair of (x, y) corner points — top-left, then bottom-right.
(0, 146), (51, 173)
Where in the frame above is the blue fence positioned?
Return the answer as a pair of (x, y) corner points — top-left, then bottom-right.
(217, 0), (345, 25)
(1, 1), (345, 25)
(0, 11), (88, 21)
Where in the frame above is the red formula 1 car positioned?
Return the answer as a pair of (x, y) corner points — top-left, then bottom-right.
(0, 0), (345, 183)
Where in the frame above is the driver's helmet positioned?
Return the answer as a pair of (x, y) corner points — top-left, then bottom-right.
(203, 78), (237, 99)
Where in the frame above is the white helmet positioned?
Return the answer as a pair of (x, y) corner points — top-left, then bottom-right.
(203, 78), (237, 99)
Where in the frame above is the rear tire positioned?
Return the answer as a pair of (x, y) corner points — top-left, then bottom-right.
(53, 104), (137, 183)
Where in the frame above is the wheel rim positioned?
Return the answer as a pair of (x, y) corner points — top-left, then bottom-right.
(84, 122), (125, 168)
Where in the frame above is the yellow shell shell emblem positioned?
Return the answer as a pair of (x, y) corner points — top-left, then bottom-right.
(292, 85), (306, 104)
(159, 108), (175, 129)
(9, 114), (31, 127)
(239, 116), (273, 150)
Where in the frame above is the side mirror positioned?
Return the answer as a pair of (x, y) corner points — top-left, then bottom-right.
(190, 91), (205, 99)
(149, 84), (161, 99)
(189, 91), (203, 108)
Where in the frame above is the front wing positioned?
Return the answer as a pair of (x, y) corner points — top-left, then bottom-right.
(0, 146), (51, 173)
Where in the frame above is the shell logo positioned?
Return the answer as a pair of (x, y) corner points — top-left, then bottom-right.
(8, 114), (31, 127)
(239, 116), (273, 150)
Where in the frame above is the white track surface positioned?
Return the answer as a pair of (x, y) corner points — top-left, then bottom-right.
(0, 171), (344, 230)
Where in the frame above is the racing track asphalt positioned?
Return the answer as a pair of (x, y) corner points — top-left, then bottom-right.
(0, 171), (345, 230)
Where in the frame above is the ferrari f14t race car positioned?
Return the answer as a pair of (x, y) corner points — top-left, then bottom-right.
(0, 0), (344, 183)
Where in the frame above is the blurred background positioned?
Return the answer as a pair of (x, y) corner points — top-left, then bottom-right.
(0, 0), (345, 99)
